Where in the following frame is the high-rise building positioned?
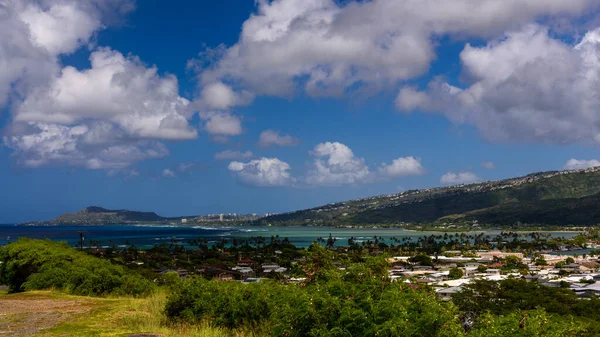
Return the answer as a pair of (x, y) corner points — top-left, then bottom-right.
(219, 214), (224, 222)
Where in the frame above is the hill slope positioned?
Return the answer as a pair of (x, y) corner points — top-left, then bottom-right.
(44, 206), (167, 225)
(258, 167), (600, 226)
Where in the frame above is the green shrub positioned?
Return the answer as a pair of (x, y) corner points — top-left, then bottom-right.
(165, 266), (463, 336)
(0, 238), (155, 296)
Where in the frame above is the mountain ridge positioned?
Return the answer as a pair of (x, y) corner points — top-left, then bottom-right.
(257, 167), (600, 226)
(20, 167), (600, 227)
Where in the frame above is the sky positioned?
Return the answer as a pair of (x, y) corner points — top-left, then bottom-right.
(2, 0), (600, 223)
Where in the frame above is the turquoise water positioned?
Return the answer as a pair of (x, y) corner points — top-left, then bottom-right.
(0, 224), (581, 248)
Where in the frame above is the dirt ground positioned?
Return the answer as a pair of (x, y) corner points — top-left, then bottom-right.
(0, 293), (93, 336)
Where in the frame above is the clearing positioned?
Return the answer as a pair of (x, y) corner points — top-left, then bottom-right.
(0, 290), (252, 337)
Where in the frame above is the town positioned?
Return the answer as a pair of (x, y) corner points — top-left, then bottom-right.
(84, 228), (600, 302)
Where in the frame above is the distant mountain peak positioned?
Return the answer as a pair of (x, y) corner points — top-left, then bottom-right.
(42, 206), (167, 225)
(84, 206), (111, 213)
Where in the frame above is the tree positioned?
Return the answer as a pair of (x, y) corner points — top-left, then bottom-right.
(504, 255), (523, 269)
(449, 268), (464, 280)
(409, 254), (433, 266)
(565, 257), (575, 264)
(476, 265), (487, 273)
(535, 256), (548, 266)
(326, 233), (336, 248)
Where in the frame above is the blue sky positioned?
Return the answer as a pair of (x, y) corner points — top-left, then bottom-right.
(2, 0), (600, 223)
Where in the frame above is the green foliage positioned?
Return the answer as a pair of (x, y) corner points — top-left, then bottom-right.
(165, 249), (462, 337)
(0, 238), (154, 296)
(261, 170), (600, 226)
(449, 268), (464, 280)
(468, 309), (585, 337)
(503, 255), (525, 270)
(409, 254), (433, 266)
(161, 271), (181, 288)
(453, 279), (600, 335)
(166, 277), (463, 337)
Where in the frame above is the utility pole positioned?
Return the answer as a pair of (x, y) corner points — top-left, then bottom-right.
(77, 231), (84, 250)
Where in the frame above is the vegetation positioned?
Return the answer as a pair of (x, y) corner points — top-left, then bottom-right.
(3, 237), (600, 336)
(449, 267), (464, 279)
(453, 279), (600, 335)
(0, 238), (154, 296)
(258, 169), (600, 226)
(166, 246), (463, 337)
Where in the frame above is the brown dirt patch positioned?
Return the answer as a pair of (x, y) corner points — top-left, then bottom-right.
(0, 294), (93, 336)
(0, 298), (91, 315)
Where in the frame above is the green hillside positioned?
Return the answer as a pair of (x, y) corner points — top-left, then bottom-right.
(46, 206), (167, 225)
(442, 193), (600, 226)
(258, 168), (600, 226)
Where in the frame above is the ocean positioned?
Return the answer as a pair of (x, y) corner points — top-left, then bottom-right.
(0, 224), (582, 249)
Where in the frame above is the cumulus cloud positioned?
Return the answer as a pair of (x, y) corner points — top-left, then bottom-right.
(215, 150), (254, 160)
(440, 172), (482, 185)
(228, 157), (293, 187)
(258, 130), (299, 147)
(194, 0), (598, 99)
(400, 25), (600, 145)
(15, 48), (196, 140)
(563, 158), (600, 170)
(395, 87), (431, 111)
(3, 122), (169, 169)
(0, 0), (134, 107)
(162, 169), (176, 177)
(481, 161), (496, 169)
(224, 141), (426, 187)
(379, 156), (426, 178)
(4, 48), (195, 169)
(306, 142), (371, 186)
(0, 0), (188, 170)
(200, 112), (242, 138)
(197, 82), (254, 110)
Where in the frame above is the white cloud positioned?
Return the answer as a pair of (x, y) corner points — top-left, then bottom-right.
(3, 122), (169, 169)
(215, 150), (254, 160)
(15, 48), (196, 140)
(563, 158), (600, 170)
(481, 161), (496, 169)
(19, 3), (100, 55)
(395, 87), (431, 111)
(4, 48), (195, 169)
(195, 0), (598, 99)
(379, 156), (426, 178)
(162, 169), (176, 177)
(307, 142), (371, 185)
(223, 141), (427, 187)
(0, 0), (188, 170)
(200, 112), (242, 137)
(197, 82), (254, 110)
(0, 0), (134, 108)
(228, 157), (293, 187)
(258, 130), (299, 147)
(440, 172), (482, 185)
(402, 25), (600, 145)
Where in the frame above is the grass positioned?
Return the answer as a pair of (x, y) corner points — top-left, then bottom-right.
(0, 289), (267, 337)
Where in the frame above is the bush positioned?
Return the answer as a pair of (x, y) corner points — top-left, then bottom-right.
(0, 239), (155, 296)
(449, 268), (464, 280)
(165, 252), (463, 336)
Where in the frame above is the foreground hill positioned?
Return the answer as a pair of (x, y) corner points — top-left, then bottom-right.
(258, 167), (600, 226)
